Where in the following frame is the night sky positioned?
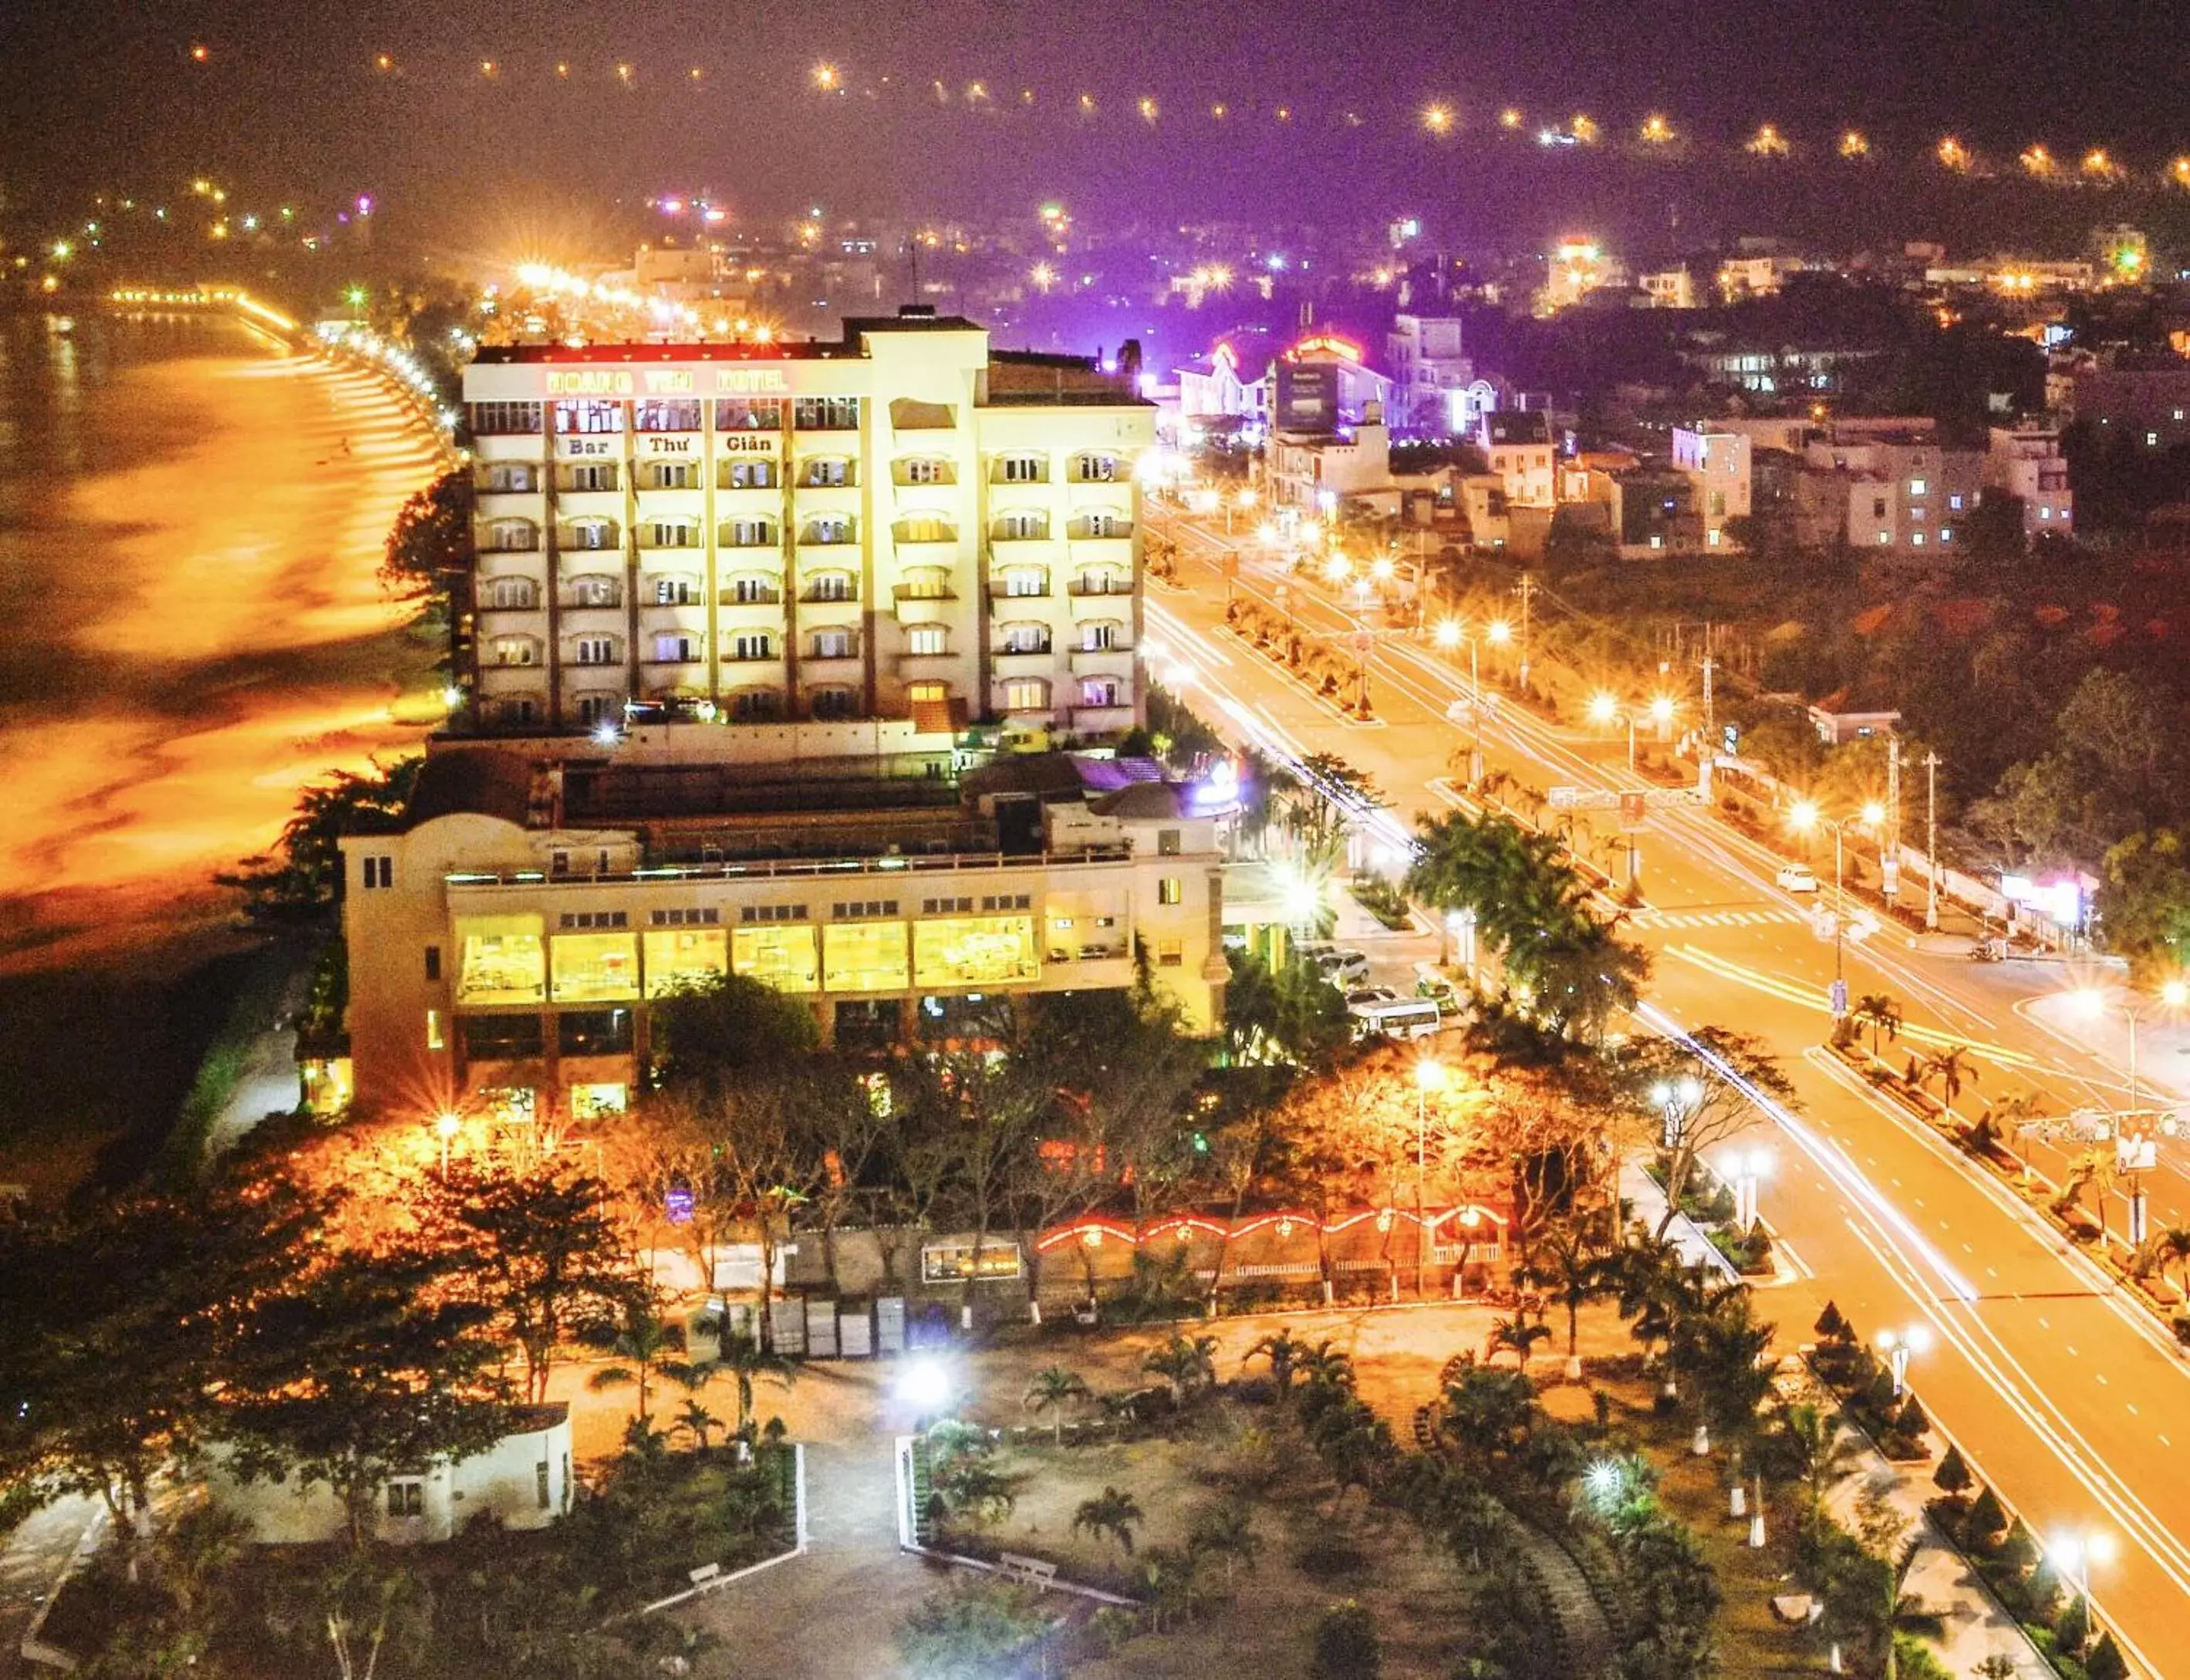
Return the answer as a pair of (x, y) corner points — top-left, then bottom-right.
(9, 0), (2190, 240)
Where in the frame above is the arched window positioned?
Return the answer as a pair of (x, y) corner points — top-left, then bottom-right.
(484, 462), (536, 494)
(652, 574), (704, 606)
(996, 511), (1048, 541)
(643, 518), (698, 549)
(1001, 676), (1051, 712)
(800, 457), (852, 488)
(484, 575), (537, 611)
(805, 515), (854, 545)
(723, 518), (777, 548)
(805, 570), (856, 603)
(485, 518), (538, 552)
(568, 573), (620, 609)
(997, 621), (1051, 656)
(809, 687), (859, 720)
(565, 517), (618, 551)
(490, 635), (542, 667)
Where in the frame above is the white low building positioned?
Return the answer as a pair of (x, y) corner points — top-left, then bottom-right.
(206, 1405), (573, 1545)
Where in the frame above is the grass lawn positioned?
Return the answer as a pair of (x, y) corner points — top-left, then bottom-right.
(937, 1397), (1476, 1679)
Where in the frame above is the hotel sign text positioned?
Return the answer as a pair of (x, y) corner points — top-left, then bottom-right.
(538, 366), (791, 397)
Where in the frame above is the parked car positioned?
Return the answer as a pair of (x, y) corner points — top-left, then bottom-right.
(1313, 948), (1371, 986)
(1774, 864), (1820, 894)
(1414, 967), (1465, 1016)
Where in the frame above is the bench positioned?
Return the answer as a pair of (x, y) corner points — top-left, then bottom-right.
(996, 1553), (1059, 1592)
(687, 1562), (722, 1587)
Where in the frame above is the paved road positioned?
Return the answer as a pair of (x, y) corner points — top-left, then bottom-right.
(1146, 507), (2190, 1677)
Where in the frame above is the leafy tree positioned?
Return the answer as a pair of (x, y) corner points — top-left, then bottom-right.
(674, 1396), (721, 1456)
(218, 1247), (517, 1548)
(1442, 1360), (1541, 1466)
(2054, 1591), (2090, 1658)
(380, 466), (474, 595)
(648, 972), (822, 1090)
(428, 1166), (631, 1402)
(1023, 1366), (1092, 1444)
(1309, 1599), (1382, 1680)
(1071, 1485), (1146, 1557)
(1621, 1026), (1796, 1240)
(1769, 1402), (1861, 1517)
(1135, 1544), (1203, 1633)
(1186, 1500), (1260, 1587)
(1932, 1445), (1972, 1500)
(0, 1176), (326, 1579)
(1913, 1044), (1979, 1110)
(2085, 1631), (2131, 1680)
(2097, 828), (2190, 980)
(1486, 1314), (1553, 1371)
(899, 1578), (1051, 1680)
(217, 757), (422, 925)
(1529, 1224), (1612, 1364)
(1223, 948), (1351, 1068)
(1243, 1329), (1308, 1396)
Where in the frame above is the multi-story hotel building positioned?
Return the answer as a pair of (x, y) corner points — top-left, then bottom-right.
(336, 733), (1230, 1121)
(457, 309), (1153, 740)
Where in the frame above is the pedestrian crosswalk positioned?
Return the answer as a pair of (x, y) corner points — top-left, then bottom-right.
(1623, 906), (1807, 931)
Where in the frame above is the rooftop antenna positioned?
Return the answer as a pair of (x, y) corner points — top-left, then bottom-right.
(907, 236), (922, 307)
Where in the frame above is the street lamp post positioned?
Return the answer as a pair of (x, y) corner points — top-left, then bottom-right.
(1787, 801), (1883, 1020)
(1436, 619), (1489, 787)
(1923, 751), (1942, 932)
(2071, 980), (2188, 1243)
(1876, 1323), (1930, 1398)
(2047, 1530), (2114, 1656)
(1718, 1148), (1770, 1233)
(1653, 1076), (1703, 1151)
(434, 1109), (461, 1180)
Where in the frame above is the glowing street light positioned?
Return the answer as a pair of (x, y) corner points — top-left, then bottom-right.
(812, 62), (840, 90)
(1876, 1323), (1930, 1397)
(1716, 1147), (1771, 1233)
(434, 1110), (461, 1179)
(1639, 113), (1675, 145)
(1653, 1076), (1705, 1149)
(1434, 619), (1462, 649)
(1423, 103), (1454, 136)
(2048, 1530), (2115, 1647)
(2069, 981), (2188, 1234)
(1840, 130), (1871, 160)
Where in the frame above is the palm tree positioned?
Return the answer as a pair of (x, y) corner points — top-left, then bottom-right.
(1486, 1314), (1553, 1372)
(1529, 1226), (1611, 1377)
(1072, 1486), (1146, 1557)
(1295, 1338), (1357, 1395)
(675, 1397), (720, 1456)
(1024, 1365), (1092, 1445)
(2158, 1226), (2190, 1298)
(1186, 1500), (1260, 1587)
(1915, 1044), (1979, 1111)
(1142, 1333), (1218, 1406)
(2052, 1149), (2117, 1238)
(1243, 1329), (1308, 1397)
(1853, 993), (1902, 1061)
(588, 1297), (685, 1422)
(1775, 1402), (1861, 1517)
(717, 1331), (796, 1438)
(1135, 1545), (1200, 1633)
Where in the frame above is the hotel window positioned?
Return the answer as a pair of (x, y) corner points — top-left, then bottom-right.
(1072, 452), (1119, 482)
(1908, 477), (1928, 496)
(811, 686), (859, 719)
(1081, 677), (1121, 708)
(807, 571), (855, 602)
(1157, 829), (1181, 856)
(644, 518), (698, 548)
(558, 910), (628, 929)
(555, 400), (624, 435)
(567, 461), (616, 492)
(731, 687), (785, 720)
(557, 1008), (633, 1056)
(832, 899), (899, 919)
(486, 575), (536, 610)
(801, 457), (851, 487)
(1081, 621), (1119, 652)
(1003, 677), (1051, 711)
(484, 462), (536, 493)
(491, 636), (539, 667)
(898, 513), (954, 543)
(913, 915), (1039, 988)
(486, 519), (538, 552)
(1001, 567), (1048, 597)
(925, 896), (975, 914)
(647, 460), (700, 491)
(1156, 939), (1184, 969)
(386, 1481), (425, 1520)
(811, 628), (855, 660)
(902, 568), (951, 599)
(653, 575), (703, 607)
(1075, 567), (1125, 595)
(456, 916), (546, 1004)
(730, 633), (774, 661)
(653, 633), (702, 663)
(1949, 493), (1965, 511)
(575, 636), (617, 666)
(792, 396), (860, 431)
(653, 907), (721, 926)
(729, 574), (778, 604)
(1910, 531), (1926, 546)
(725, 518), (775, 547)
(909, 680), (949, 703)
(634, 399), (703, 433)
(567, 518), (616, 549)
(426, 1009), (444, 1050)
(807, 515), (852, 544)
(717, 398), (783, 430)
(997, 511), (1048, 539)
(903, 457), (944, 484)
(731, 923), (820, 991)
(575, 693), (617, 725)
(822, 920), (909, 991)
(724, 458), (777, 488)
(1156, 876), (1184, 906)
(1078, 510), (1125, 538)
(906, 625), (948, 656)
(1000, 622), (1050, 655)
(999, 453), (1045, 483)
(570, 1084), (627, 1121)
(741, 903), (808, 923)
(2148, 432), (2161, 447)
(362, 855), (393, 890)
(643, 931), (732, 997)
(471, 401), (542, 436)
(549, 932), (639, 1001)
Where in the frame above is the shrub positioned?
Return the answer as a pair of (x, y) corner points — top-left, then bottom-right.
(1895, 1395), (1930, 1437)
(1814, 1300), (1850, 1341)
(1932, 1445), (1972, 1499)
(1999, 1515), (2040, 1574)
(2054, 1591), (2090, 1657)
(2085, 1631), (2130, 1680)
(1294, 1533), (1368, 1580)
(1966, 1486), (2008, 1550)
(1309, 1600), (1382, 1680)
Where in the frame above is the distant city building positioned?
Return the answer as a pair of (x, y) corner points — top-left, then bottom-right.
(1535, 238), (1627, 314)
(1792, 420), (1982, 555)
(1640, 267), (1698, 309)
(1385, 314), (1491, 433)
(1607, 467), (1706, 558)
(2066, 363), (2190, 450)
(1478, 410), (1557, 509)
(1681, 341), (1884, 396)
(1669, 425), (1753, 549)
(457, 309), (1152, 741)
(1266, 401), (1399, 514)
(336, 743), (1231, 1120)
(1715, 253), (1811, 301)
(1984, 423), (2074, 539)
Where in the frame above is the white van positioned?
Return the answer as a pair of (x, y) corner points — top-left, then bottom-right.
(1348, 994), (1443, 1041)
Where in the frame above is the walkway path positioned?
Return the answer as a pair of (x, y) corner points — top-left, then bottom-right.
(0, 1496), (100, 1679)
(1504, 1513), (1618, 1675)
(680, 1430), (941, 1678)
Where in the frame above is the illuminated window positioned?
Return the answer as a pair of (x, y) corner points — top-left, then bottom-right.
(717, 398), (782, 430)
(492, 636), (539, 667)
(725, 518), (776, 546)
(921, 1240), (1022, 1282)
(571, 1082), (627, 1119)
(549, 933), (639, 1001)
(998, 511), (1048, 539)
(1072, 453), (1118, 482)
(807, 570), (855, 602)
(1158, 877), (1183, 906)
(999, 454), (1045, 484)
(1081, 621), (1119, 652)
(904, 457), (943, 485)
(1079, 510), (1125, 538)
(457, 918), (545, 1004)
(643, 928), (728, 996)
(907, 625), (947, 656)
(724, 458), (776, 489)
(1910, 531), (1925, 546)
(634, 399), (702, 433)
(648, 460), (700, 490)
(653, 633), (702, 664)
(426, 1009), (444, 1050)
(556, 401), (623, 436)
(1908, 477), (1927, 496)
(822, 921), (909, 991)
(730, 574), (778, 604)
(1001, 567), (1048, 596)
(1002, 677), (1051, 711)
(734, 924), (822, 992)
(655, 575), (703, 606)
(898, 513), (954, 543)
(575, 636), (617, 666)
(1949, 494), (1965, 511)
(811, 628), (856, 660)
(1000, 622), (1051, 655)
(570, 574), (619, 608)
(566, 517), (616, 549)
(913, 916), (1038, 987)
(568, 462), (616, 492)
(806, 515), (853, 544)
(801, 457), (850, 487)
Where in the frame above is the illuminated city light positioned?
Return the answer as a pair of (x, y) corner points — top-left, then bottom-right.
(1499, 107), (1524, 130)
(1423, 103), (1454, 136)
(812, 62), (840, 90)
(2020, 143), (2056, 177)
(1139, 96), (1159, 123)
(1746, 123), (1789, 157)
(1840, 130), (1870, 159)
(1938, 136), (1971, 170)
(1639, 113), (1675, 145)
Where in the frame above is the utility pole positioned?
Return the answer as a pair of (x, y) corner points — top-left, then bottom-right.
(1699, 628), (1716, 743)
(1513, 572), (1537, 693)
(1923, 751), (1941, 931)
